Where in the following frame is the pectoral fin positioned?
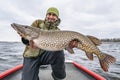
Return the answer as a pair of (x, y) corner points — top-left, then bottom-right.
(85, 52), (94, 60)
(69, 39), (80, 48)
(65, 47), (74, 54)
(87, 35), (101, 46)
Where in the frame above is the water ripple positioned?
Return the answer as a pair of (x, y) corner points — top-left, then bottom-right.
(0, 42), (120, 80)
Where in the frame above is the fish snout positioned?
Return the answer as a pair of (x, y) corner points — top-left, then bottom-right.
(11, 23), (15, 26)
(11, 23), (25, 37)
(11, 23), (18, 31)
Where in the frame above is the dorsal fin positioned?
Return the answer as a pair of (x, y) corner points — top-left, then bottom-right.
(87, 35), (102, 46)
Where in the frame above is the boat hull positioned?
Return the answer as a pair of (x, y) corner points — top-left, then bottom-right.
(0, 61), (106, 80)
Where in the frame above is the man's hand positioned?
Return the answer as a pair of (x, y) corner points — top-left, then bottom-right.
(69, 40), (78, 48)
(29, 40), (38, 49)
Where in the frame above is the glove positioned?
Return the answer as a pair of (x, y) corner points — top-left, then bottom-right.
(21, 37), (29, 45)
(22, 37), (38, 49)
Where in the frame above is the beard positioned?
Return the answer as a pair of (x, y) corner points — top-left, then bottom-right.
(44, 18), (61, 29)
(46, 18), (57, 23)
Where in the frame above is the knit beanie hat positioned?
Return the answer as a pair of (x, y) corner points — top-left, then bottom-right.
(46, 7), (59, 17)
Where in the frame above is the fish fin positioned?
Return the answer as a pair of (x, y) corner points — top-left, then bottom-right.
(69, 39), (80, 48)
(87, 35), (102, 46)
(85, 52), (94, 60)
(98, 53), (116, 72)
(65, 47), (74, 54)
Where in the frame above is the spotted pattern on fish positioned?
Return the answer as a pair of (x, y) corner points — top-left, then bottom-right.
(11, 23), (116, 72)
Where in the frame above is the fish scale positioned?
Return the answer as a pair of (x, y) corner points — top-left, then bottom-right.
(35, 30), (87, 51)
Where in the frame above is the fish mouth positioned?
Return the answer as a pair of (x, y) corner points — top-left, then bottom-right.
(11, 23), (25, 37)
(11, 23), (15, 29)
(11, 23), (18, 31)
(11, 23), (22, 32)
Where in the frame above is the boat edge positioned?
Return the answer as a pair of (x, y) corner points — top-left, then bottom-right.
(0, 64), (23, 79)
(72, 61), (106, 80)
(0, 61), (106, 80)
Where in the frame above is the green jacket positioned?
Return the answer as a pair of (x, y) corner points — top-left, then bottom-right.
(23, 19), (60, 58)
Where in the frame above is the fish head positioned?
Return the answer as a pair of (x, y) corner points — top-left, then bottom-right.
(11, 23), (40, 40)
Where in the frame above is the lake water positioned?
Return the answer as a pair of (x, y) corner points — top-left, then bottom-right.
(0, 42), (120, 80)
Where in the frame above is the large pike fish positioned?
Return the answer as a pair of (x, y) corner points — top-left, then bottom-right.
(11, 23), (116, 72)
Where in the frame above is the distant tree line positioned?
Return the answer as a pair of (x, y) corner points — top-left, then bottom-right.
(101, 38), (120, 42)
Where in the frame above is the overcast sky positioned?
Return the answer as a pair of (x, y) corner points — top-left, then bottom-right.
(0, 0), (120, 42)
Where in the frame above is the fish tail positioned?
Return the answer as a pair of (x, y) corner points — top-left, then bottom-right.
(98, 53), (116, 72)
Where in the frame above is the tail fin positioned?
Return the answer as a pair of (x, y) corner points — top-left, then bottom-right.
(98, 53), (116, 72)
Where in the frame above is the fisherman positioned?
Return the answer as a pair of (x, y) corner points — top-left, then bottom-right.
(21, 7), (77, 80)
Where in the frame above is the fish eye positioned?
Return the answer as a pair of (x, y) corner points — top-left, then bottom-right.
(25, 26), (27, 28)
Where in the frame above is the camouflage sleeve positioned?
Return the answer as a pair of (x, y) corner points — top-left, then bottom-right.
(31, 19), (43, 28)
(56, 27), (60, 30)
(56, 18), (61, 30)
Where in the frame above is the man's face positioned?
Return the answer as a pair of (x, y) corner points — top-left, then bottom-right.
(46, 13), (58, 23)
